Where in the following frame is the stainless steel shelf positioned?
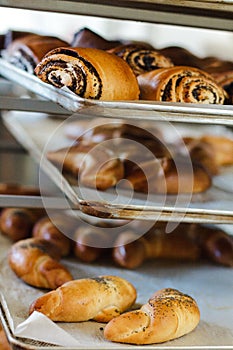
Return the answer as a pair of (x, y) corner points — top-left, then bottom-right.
(0, 0), (232, 31)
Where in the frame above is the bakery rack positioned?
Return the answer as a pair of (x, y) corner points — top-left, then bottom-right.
(0, 2), (233, 350)
(0, 0), (233, 222)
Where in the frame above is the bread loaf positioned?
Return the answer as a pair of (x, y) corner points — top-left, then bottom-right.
(29, 275), (137, 322)
(137, 66), (226, 104)
(109, 43), (174, 76)
(4, 34), (69, 74)
(8, 237), (73, 289)
(35, 47), (140, 100)
(104, 288), (200, 344)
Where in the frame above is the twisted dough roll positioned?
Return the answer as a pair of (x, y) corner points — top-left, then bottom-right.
(113, 226), (200, 269)
(4, 34), (69, 74)
(104, 288), (200, 345)
(46, 141), (124, 190)
(35, 47), (140, 100)
(8, 237), (73, 289)
(32, 214), (74, 257)
(109, 44), (174, 76)
(29, 275), (137, 322)
(137, 66), (226, 104)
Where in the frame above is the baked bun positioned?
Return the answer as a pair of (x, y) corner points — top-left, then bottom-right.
(8, 237), (73, 289)
(4, 34), (69, 73)
(104, 288), (200, 344)
(29, 275), (137, 322)
(137, 66), (226, 104)
(109, 43), (174, 75)
(35, 47), (140, 100)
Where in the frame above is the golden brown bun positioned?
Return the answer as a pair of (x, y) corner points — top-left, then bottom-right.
(200, 135), (233, 166)
(137, 66), (226, 104)
(113, 224), (201, 269)
(73, 225), (112, 262)
(104, 288), (200, 344)
(5, 34), (69, 73)
(188, 225), (233, 267)
(35, 47), (140, 100)
(32, 214), (74, 257)
(29, 275), (137, 322)
(0, 208), (45, 242)
(123, 156), (212, 194)
(8, 238), (73, 289)
(109, 43), (173, 76)
(46, 142), (124, 191)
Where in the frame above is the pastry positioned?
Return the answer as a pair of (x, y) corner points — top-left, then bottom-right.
(4, 34), (69, 74)
(46, 141), (124, 190)
(109, 43), (174, 75)
(29, 275), (137, 322)
(113, 225), (201, 269)
(8, 237), (73, 289)
(0, 208), (45, 241)
(137, 66), (226, 104)
(71, 27), (122, 50)
(159, 46), (202, 68)
(35, 47), (140, 100)
(32, 214), (75, 257)
(104, 287), (200, 344)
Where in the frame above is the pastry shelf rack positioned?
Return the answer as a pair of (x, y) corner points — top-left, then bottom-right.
(0, 0), (232, 31)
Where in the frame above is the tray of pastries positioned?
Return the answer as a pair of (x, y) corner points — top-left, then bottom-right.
(2, 110), (233, 223)
(0, 28), (233, 125)
(0, 206), (232, 350)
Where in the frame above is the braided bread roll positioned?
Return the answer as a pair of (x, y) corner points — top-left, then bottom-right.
(104, 288), (200, 345)
(137, 66), (226, 104)
(4, 34), (69, 74)
(8, 238), (73, 289)
(35, 47), (140, 100)
(29, 275), (137, 322)
(109, 44), (173, 76)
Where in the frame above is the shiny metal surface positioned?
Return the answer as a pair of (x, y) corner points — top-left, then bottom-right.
(3, 111), (233, 223)
(0, 0), (232, 30)
(1, 59), (233, 126)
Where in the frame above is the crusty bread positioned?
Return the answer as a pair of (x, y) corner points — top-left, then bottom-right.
(8, 237), (73, 289)
(29, 275), (137, 322)
(104, 288), (200, 344)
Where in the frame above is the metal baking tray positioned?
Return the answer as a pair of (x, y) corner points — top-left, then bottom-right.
(3, 110), (233, 223)
(0, 0), (232, 31)
(0, 243), (232, 350)
(1, 59), (233, 126)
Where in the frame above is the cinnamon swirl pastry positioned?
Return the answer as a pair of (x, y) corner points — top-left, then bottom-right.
(35, 47), (140, 100)
(137, 66), (226, 104)
(4, 34), (69, 74)
(109, 44), (173, 76)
